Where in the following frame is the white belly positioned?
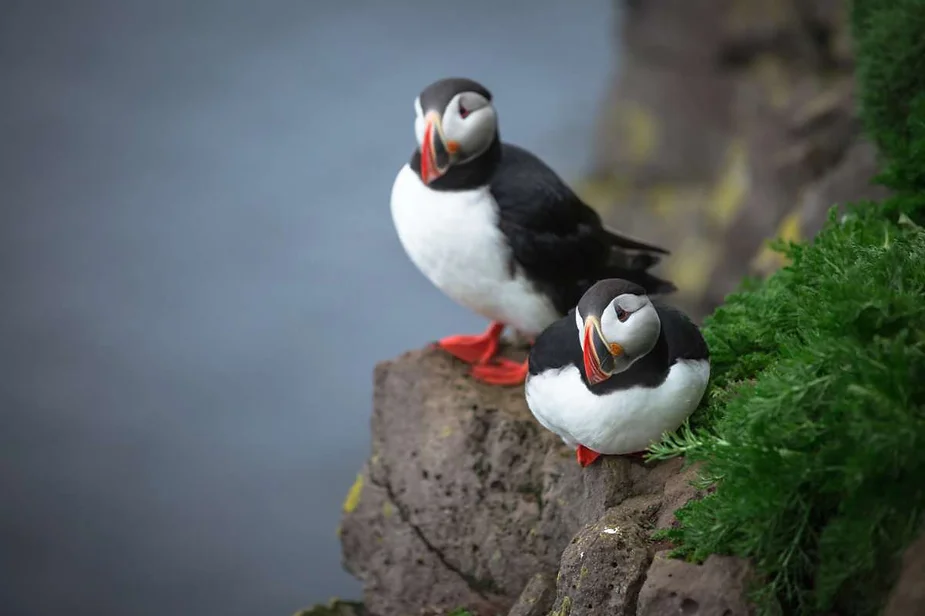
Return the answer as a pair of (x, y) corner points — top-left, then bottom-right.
(390, 164), (560, 335)
(525, 359), (710, 454)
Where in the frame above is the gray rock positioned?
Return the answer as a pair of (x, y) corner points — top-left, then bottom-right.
(339, 346), (703, 616)
(507, 572), (556, 616)
(883, 529), (925, 616)
(548, 504), (655, 616)
(636, 551), (755, 616)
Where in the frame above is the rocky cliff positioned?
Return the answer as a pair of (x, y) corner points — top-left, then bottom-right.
(580, 0), (889, 321)
(337, 347), (752, 616)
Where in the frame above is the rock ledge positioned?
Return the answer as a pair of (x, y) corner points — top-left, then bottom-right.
(339, 347), (753, 616)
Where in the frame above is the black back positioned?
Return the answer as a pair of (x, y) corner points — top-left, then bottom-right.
(527, 302), (709, 394)
(489, 144), (674, 313)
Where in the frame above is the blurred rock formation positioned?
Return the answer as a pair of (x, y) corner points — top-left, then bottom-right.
(578, 0), (889, 321)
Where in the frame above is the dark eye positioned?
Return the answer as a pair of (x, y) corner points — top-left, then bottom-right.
(615, 306), (629, 322)
(459, 102), (470, 118)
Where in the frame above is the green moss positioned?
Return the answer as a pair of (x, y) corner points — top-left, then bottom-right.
(643, 2), (925, 610)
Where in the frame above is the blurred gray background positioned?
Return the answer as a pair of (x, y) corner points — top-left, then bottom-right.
(0, 1), (616, 614)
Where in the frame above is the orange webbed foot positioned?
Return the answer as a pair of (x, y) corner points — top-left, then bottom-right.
(436, 322), (505, 364)
(576, 444), (602, 467)
(469, 358), (529, 386)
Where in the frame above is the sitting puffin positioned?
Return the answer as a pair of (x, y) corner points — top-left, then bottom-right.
(525, 278), (710, 466)
(390, 77), (675, 386)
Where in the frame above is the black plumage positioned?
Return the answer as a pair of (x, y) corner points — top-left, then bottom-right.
(489, 143), (674, 314)
(528, 302), (709, 394)
(408, 76), (674, 324)
(411, 139), (675, 313)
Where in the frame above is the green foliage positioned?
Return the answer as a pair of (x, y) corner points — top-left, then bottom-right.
(648, 4), (925, 612)
(649, 208), (925, 615)
(854, 0), (925, 195)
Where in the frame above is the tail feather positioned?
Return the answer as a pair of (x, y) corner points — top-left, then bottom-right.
(602, 226), (670, 255)
(604, 245), (676, 296)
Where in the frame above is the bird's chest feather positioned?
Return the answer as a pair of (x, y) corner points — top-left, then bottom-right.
(525, 360), (710, 454)
(390, 165), (513, 294)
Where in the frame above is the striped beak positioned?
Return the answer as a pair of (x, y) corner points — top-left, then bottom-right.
(582, 316), (623, 386)
(420, 111), (459, 184)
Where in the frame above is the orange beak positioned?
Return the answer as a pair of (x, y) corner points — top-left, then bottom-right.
(420, 112), (459, 185)
(582, 317), (623, 386)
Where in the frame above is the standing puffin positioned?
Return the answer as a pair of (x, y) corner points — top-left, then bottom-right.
(390, 77), (675, 386)
(525, 278), (710, 467)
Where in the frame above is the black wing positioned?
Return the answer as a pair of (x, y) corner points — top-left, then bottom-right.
(528, 310), (581, 376)
(653, 301), (710, 363)
(490, 143), (674, 313)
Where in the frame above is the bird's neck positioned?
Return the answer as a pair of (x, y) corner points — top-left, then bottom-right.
(409, 133), (502, 191)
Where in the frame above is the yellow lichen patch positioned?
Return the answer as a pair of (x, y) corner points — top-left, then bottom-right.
(647, 184), (678, 219)
(382, 501), (394, 518)
(647, 183), (709, 220)
(439, 425), (453, 439)
(573, 176), (630, 217)
(579, 566), (589, 578)
(551, 595), (572, 616)
(750, 54), (792, 109)
(794, 87), (848, 128)
(666, 235), (720, 297)
(618, 102), (659, 165)
(342, 474), (364, 514)
(709, 138), (750, 227)
(751, 209), (804, 273)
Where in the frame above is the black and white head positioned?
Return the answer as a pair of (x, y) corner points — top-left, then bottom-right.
(413, 77), (499, 185)
(575, 279), (661, 385)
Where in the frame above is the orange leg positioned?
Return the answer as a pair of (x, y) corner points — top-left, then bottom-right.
(576, 444), (601, 467)
(470, 358), (529, 386)
(436, 321), (505, 365)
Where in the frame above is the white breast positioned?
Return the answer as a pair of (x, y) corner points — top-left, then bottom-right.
(389, 164), (560, 336)
(524, 359), (710, 455)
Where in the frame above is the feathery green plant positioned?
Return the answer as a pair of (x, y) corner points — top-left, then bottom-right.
(644, 1), (925, 613)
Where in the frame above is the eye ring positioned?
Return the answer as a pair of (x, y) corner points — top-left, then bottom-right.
(615, 306), (629, 322)
(459, 101), (470, 119)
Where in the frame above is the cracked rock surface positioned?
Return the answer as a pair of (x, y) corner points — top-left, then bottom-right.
(637, 552), (755, 616)
(339, 346), (702, 616)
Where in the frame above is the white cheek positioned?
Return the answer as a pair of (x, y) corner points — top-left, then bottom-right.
(575, 309), (583, 347)
(600, 310), (620, 342)
(442, 108), (464, 141)
(460, 108), (496, 154)
(414, 116), (425, 147)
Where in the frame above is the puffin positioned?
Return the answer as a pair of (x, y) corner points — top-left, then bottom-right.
(524, 278), (710, 467)
(390, 77), (675, 386)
